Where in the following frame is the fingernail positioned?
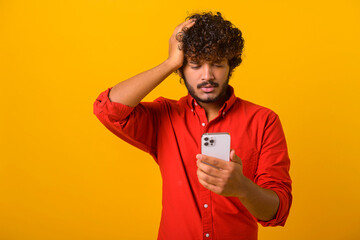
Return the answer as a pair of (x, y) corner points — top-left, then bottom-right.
(196, 154), (202, 160)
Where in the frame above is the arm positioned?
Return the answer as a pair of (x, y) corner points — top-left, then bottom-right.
(236, 177), (279, 221)
(196, 150), (279, 221)
(108, 19), (196, 107)
(93, 19), (196, 156)
(196, 114), (292, 224)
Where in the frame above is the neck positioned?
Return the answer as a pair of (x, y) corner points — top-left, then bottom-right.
(199, 91), (230, 122)
(199, 100), (224, 114)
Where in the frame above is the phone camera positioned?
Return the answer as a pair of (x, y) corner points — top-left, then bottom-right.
(203, 136), (215, 147)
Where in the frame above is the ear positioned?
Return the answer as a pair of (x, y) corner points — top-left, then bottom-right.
(176, 69), (184, 79)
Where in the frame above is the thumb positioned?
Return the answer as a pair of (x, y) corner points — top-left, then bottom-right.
(230, 149), (242, 165)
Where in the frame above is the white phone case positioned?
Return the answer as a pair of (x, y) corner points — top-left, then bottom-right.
(201, 133), (231, 161)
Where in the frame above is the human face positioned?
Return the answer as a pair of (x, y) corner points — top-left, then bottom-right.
(182, 58), (230, 104)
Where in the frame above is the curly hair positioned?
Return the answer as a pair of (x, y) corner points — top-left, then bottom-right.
(178, 12), (245, 79)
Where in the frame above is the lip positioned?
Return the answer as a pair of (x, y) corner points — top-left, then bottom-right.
(201, 86), (215, 93)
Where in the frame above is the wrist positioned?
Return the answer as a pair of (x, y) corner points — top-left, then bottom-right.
(164, 58), (183, 71)
(236, 175), (252, 200)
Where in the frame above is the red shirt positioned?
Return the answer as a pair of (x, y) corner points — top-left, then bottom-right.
(93, 86), (292, 240)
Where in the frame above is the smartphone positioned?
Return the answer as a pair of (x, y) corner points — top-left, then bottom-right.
(201, 133), (231, 161)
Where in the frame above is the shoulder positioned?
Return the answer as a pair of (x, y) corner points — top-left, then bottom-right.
(234, 98), (278, 122)
(153, 96), (178, 104)
(153, 95), (189, 110)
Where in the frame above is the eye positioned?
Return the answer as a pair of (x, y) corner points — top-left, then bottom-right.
(214, 64), (225, 68)
(190, 65), (201, 69)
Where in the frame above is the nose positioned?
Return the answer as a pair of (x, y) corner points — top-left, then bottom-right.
(201, 63), (214, 81)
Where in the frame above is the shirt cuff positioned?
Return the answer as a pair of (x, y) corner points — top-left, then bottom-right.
(93, 87), (134, 120)
(257, 187), (292, 227)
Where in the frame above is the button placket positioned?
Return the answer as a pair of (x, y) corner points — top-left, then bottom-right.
(200, 186), (212, 239)
(196, 107), (208, 131)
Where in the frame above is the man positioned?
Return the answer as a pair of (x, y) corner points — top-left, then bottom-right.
(93, 12), (292, 240)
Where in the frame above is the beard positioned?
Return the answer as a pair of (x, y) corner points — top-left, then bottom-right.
(184, 77), (230, 104)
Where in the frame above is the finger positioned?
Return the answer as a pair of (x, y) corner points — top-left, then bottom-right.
(197, 168), (221, 186)
(182, 18), (196, 27)
(175, 19), (193, 32)
(229, 149), (242, 165)
(196, 159), (222, 178)
(175, 19), (196, 36)
(183, 19), (196, 29)
(172, 19), (196, 49)
(196, 154), (228, 169)
(181, 21), (196, 34)
(198, 177), (221, 194)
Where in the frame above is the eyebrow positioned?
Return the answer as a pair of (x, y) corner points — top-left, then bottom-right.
(213, 59), (227, 63)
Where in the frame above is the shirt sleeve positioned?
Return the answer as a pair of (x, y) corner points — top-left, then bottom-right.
(93, 87), (163, 160)
(254, 113), (292, 227)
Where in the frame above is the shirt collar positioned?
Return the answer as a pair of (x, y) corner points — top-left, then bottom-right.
(187, 85), (237, 114)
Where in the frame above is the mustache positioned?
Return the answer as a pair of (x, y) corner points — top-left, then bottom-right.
(197, 81), (219, 88)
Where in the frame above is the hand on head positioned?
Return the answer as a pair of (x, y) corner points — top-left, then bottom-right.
(167, 19), (196, 69)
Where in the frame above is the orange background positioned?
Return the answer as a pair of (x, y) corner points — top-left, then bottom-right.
(1, 0), (359, 239)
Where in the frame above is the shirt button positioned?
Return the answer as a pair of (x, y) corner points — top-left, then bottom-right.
(191, 109), (194, 112)
(222, 112), (225, 116)
(205, 233), (210, 237)
(202, 123), (206, 127)
(204, 204), (208, 208)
